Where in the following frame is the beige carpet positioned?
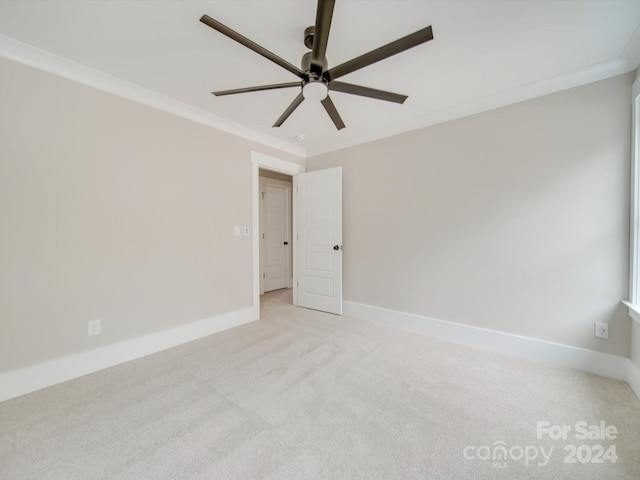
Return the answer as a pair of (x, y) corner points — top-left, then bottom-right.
(1, 289), (639, 479)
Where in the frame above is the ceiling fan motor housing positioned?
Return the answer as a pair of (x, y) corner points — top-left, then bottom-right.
(302, 26), (328, 75)
(301, 51), (328, 75)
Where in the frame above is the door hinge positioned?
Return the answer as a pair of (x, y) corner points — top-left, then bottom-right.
(261, 192), (265, 200)
(263, 273), (265, 279)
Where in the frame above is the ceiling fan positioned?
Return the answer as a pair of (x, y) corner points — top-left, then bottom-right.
(199, 0), (433, 130)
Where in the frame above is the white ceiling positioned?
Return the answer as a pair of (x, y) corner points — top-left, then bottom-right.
(1, 1), (639, 157)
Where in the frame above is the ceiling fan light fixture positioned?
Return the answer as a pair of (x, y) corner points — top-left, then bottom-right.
(302, 80), (328, 101)
(200, 1), (434, 129)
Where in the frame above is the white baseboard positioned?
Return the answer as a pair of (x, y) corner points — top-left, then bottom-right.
(344, 301), (630, 383)
(4, 302), (637, 403)
(0, 306), (259, 403)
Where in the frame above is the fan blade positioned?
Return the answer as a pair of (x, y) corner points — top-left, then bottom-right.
(310, 0), (335, 76)
(200, 15), (306, 80)
(324, 26), (433, 81)
(329, 81), (407, 104)
(213, 82), (300, 96)
(321, 95), (345, 130)
(273, 92), (305, 127)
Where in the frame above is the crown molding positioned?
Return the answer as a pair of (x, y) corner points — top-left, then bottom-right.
(2, 31), (636, 161)
(0, 34), (306, 158)
(306, 57), (636, 157)
(623, 20), (640, 72)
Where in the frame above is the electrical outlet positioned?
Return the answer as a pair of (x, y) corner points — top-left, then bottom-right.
(88, 319), (101, 336)
(594, 322), (608, 339)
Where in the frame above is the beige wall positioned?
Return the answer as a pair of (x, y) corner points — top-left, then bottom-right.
(308, 73), (633, 357)
(0, 53), (634, 373)
(0, 57), (301, 373)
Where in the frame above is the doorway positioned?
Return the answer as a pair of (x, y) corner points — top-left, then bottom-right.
(251, 152), (305, 317)
(251, 152), (343, 317)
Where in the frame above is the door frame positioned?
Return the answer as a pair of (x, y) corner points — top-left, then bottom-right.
(251, 151), (305, 316)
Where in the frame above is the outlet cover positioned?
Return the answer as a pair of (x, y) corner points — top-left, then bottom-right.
(594, 322), (608, 339)
(88, 319), (101, 336)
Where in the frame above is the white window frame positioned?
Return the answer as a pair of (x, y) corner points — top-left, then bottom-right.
(626, 74), (640, 321)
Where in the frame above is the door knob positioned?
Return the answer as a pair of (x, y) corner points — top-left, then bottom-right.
(333, 245), (340, 251)
(284, 241), (289, 245)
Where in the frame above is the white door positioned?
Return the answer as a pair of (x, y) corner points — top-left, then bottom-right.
(262, 182), (291, 292)
(296, 167), (342, 314)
